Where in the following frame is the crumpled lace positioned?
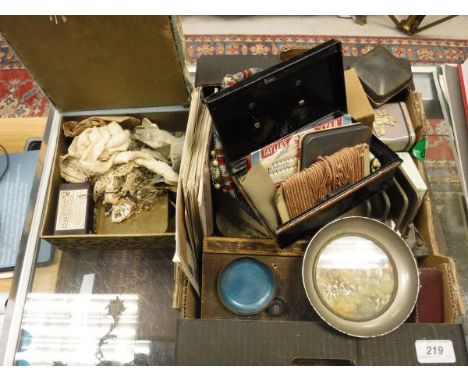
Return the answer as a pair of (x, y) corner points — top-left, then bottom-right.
(62, 116), (141, 137)
(59, 118), (184, 223)
(133, 118), (178, 149)
(59, 121), (179, 185)
(133, 118), (184, 172)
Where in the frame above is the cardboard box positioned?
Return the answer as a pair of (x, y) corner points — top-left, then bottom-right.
(173, 52), (466, 365)
(175, 175), (467, 364)
(0, 16), (191, 250)
(345, 68), (375, 127)
(175, 320), (468, 366)
(176, 154), (465, 323)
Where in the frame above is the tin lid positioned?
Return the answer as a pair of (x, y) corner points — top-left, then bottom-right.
(205, 40), (347, 163)
(351, 46), (412, 107)
(0, 16), (190, 112)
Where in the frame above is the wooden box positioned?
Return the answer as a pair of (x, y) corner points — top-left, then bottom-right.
(201, 238), (318, 321)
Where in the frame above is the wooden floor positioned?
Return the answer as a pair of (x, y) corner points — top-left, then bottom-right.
(0, 117), (62, 295)
(0, 117), (47, 153)
(182, 16), (468, 39)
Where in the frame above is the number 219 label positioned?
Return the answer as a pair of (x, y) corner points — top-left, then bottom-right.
(415, 340), (456, 364)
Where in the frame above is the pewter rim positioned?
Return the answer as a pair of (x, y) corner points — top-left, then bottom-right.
(302, 216), (419, 338)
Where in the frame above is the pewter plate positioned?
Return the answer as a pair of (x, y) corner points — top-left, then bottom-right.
(303, 216), (419, 337)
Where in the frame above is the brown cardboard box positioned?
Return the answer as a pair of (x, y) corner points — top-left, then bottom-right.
(173, 55), (466, 364)
(0, 16), (191, 250)
(175, 159), (467, 365)
(176, 134), (465, 325)
(345, 68), (375, 127)
(175, 320), (468, 366)
(175, 174), (467, 365)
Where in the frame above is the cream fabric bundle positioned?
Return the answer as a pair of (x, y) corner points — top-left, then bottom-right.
(60, 121), (179, 185)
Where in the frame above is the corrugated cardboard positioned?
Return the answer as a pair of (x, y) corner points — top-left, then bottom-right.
(414, 161), (465, 322)
(175, 319), (468, 366)
(178, 161), (465, 322)
(174, 54), (466, 364)
(177, 51), (464, 320)
(345, 68), (375, 127)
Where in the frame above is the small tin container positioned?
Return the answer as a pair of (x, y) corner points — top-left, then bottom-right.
(372, 102), (416, 152)
(352, 46), (413, 107)
(54, 182), (93, 235)
(217, 256), (277, 315)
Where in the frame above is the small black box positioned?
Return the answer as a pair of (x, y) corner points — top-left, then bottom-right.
(54, 182), (93, 235)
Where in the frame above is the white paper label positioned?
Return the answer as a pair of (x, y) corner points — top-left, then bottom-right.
(79, 274), (95, 294)
(415, 340), (456, 364)
(55, 188), (88, 231)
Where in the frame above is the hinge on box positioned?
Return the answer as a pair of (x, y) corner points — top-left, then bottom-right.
(49, 16), (67, 24)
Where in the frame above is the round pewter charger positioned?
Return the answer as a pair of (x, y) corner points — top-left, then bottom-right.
(302, 216), (419, 338)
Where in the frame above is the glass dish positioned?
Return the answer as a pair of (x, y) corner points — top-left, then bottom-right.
(217, 257), (276, 315)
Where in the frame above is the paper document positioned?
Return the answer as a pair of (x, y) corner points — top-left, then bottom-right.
(174, 88), (214, 294)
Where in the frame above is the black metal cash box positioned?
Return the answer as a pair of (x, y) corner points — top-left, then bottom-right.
(205, 40), (402, 244)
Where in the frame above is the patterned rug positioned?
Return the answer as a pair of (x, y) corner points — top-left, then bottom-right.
(1, 34), (468, 117)
(185, 34), (468, 65)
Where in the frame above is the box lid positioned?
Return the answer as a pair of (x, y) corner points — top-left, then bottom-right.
(205, 40), (346, 163)
(0, 16), (190, 112)
(351, 46), (412, 106)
